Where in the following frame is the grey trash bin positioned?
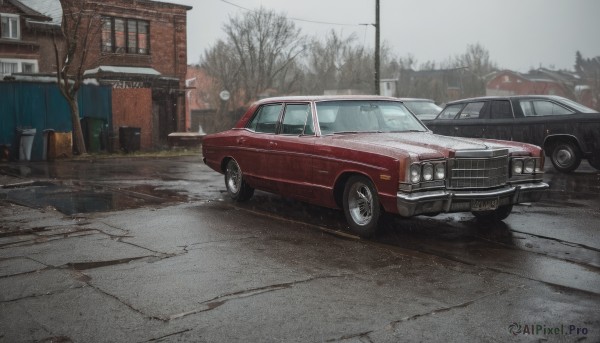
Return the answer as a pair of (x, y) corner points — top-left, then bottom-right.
(17, 128), (36, 161)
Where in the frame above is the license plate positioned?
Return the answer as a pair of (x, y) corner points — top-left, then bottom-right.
(471, 198), (499, 211)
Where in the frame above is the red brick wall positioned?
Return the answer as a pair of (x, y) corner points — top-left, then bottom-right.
(21, 30), (60, 73)
(60, 0), (189, 88)
(111, 88), (153, 150)
(59, 0), (190, 134)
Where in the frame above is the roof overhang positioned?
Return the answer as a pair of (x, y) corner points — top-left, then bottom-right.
(84, 66), (162, 77)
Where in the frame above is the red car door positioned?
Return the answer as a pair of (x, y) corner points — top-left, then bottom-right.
(240, 103), (283, 192)
(268, 103), (316, 200)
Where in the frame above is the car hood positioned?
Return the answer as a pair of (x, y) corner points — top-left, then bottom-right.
(326, 132), (530, 160)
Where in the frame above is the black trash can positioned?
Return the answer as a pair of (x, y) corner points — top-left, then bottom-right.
(119, 127), (141, 153)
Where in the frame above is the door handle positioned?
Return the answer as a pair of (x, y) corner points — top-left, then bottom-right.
(236, 137), (246, 145)
(269, 141), (277, 147)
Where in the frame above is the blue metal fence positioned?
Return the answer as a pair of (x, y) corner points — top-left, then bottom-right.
(0, 82), (112, 161)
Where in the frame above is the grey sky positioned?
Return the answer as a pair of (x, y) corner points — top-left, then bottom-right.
(172, 0), (600, 73)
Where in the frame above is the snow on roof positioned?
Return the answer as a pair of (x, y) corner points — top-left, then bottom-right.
(18, 0), (62, 26)
(84, 66), (162, 76)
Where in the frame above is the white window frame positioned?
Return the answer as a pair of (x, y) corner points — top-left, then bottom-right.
(0, 58), (38, 78)
(1, 13), (20, 39)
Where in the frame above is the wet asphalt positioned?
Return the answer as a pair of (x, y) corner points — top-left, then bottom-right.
(0, 156), (598, 342)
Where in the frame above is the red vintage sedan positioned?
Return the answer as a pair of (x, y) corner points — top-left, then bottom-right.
(202, 96), (548, 237)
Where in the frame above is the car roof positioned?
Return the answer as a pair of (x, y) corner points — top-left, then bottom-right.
(445, 95), (567, 105)
(253, 95), (400, 105)
(398, 98), (436, 102)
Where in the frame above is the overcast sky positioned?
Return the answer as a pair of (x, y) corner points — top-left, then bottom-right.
(171, 0), (600, 73)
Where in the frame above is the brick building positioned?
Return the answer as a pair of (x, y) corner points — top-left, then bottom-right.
(486, 69), (572, 98)
(485, 68), (599, 110)
(0, 0), (60, 78)
(1, 0), (192, 150)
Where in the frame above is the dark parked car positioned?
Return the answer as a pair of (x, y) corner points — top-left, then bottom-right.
(202, 96), (548, 237)
(400, 98), (443, 120)
(425, 95), (600, 172)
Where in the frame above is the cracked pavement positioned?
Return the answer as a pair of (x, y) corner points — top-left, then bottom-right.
(0, 157), (599, 342)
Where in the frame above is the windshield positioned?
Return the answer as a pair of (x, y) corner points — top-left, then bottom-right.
(553, 97), (597, 113)
(403, 100), (442, 116)
(316, 100), (427, 135)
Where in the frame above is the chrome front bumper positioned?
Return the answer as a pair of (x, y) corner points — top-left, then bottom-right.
(396, 182), (549, 217)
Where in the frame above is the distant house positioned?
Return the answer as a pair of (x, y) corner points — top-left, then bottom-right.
(380, 79), (397, 97)
(0, 0), (60, 78)
(186, 65), (217, 133)
(2, 0), (192, 150)
(486, 69), (573, 98)
(485, 68), (599, 110)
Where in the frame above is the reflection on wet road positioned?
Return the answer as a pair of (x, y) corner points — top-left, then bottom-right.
(231, 162), (600, 295)
(1, 157), (599, 296)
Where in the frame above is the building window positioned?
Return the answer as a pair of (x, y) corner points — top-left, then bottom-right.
(22, 62), (36, 73)
(0, 59), (38, 78)
(102, 17), (149, 55)
(1, 61), (18, 77)
(1, 14), (20, 39)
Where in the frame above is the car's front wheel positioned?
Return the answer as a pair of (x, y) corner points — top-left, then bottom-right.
(225, 159), (254, 202)
(550, 141), (581, 173)
(472, 204), (513, 222)
(343, 175), (381, 238)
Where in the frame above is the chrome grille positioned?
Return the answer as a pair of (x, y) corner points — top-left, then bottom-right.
(448, 154), (509, 189)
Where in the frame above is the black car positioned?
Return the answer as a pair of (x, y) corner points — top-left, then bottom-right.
(425, 95), (600, 172)
(400, 98), (443, 121)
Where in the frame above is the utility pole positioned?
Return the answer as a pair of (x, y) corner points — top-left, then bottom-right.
(374, 0), (380, 95)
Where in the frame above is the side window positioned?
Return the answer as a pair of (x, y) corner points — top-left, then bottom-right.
(246, 104), (282, 133)
(281, 104), (313, 135)
(316, 107), (338, 135)
(459, 102), (485, 119)
(490, 100), (513, 119)
(532, 100), (574, 116)
(437, 104), (463, 120)
(520, 101), (535, 116)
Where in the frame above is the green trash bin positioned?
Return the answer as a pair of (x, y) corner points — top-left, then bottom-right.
(81, 117), (106, 153)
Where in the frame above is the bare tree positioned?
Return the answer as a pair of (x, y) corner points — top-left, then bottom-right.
(53, 0), (103, 155)
(575, 51), (600, 111)
(457, 43), (497, 78)
(201, 40), (243, 109)
(304, 30), (375, 94)
(222, 7), (306, 102)
(445, 43), (498, 98)
(304, 31), (355, 93)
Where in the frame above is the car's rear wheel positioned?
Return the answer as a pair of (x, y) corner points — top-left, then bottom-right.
(550, 141), (581, 173)
(225, 159), (254, 202)
(343, 175), (380, 238)
(472, 204), (513, 222)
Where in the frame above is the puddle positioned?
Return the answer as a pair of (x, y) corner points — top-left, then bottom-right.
(4, 184), (185, 215)
(66, 256), (147, 270)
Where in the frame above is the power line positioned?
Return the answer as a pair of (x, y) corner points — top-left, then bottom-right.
(220, 0), (365, 27)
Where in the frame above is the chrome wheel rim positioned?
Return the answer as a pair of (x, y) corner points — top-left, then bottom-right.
(226, 160), (241, 194)
(348, 182), (373, 226)
(555, 148), (573, 167)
